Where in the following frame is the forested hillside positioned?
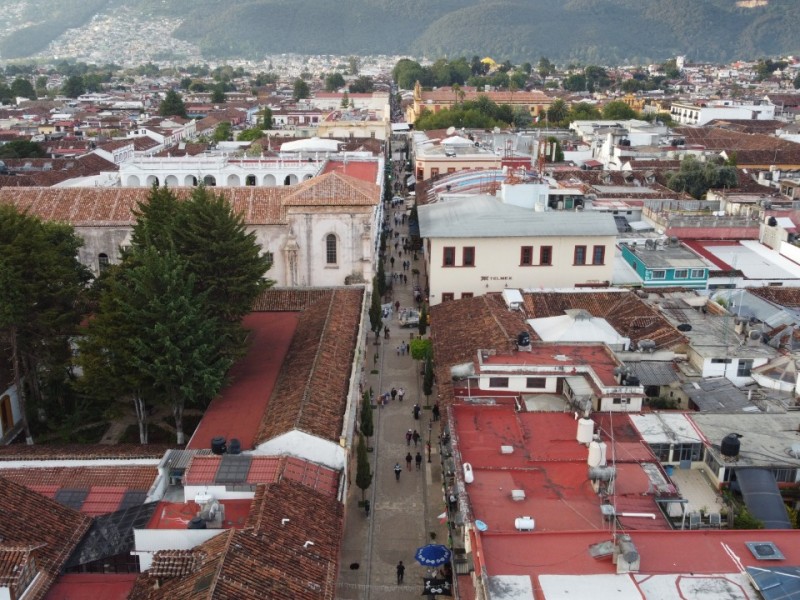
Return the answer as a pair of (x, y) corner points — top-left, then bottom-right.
(0, 0), (798, 64)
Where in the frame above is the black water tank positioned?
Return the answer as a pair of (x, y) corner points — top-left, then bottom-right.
(626, 376), (640, 387)
(721, 433), (741, 458)
(228, 438), (241, 455)
(211, 436), (227, 455)
(517, 331), (531, 347)
(768, 216), (778, 227)
(677, 323), (693, 332)
(187, 516), (207, 529)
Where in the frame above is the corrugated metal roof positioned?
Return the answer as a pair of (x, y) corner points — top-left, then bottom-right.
(626, 361), (679, 385)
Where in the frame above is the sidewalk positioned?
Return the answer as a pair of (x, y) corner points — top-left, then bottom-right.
(337, 200), (447, 599)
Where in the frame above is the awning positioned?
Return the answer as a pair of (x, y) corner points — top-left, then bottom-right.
(565, 376), (593, 398)
(735, 468), (792, 529)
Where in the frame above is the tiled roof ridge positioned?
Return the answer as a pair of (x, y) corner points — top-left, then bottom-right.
(294, 291), (337, 430)
(206, 529), (235, 599)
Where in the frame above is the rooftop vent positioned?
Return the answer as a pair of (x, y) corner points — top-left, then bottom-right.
(500, 445), (514, 455)
(514, 516), (535, 531)
(746, 541), (785, 561)
(511, 489), (526, 501)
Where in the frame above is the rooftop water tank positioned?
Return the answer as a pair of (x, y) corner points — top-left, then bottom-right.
(577, 418), (594, 444)
(514, 516), (535, 531)
(721, 433), (742, 458)
(463, 462), (474, 484)
(187, 516), (207, 530)
(517, 331), (531, 347)
(228, 438), (242, 455)
(211, 436), (227, 455)
(588, 440), (603, 468)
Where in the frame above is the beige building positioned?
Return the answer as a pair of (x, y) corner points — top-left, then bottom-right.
(0, 171), (381, 288)
(406, 82), (553, 125)
(317, 109), (391, 141)
(412, 132), (502, 181)
(417, 193), (617, 305)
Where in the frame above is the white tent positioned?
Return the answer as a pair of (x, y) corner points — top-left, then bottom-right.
(528, 309), (630, 351)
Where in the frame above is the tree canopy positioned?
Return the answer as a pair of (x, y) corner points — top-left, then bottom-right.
(158, 89), (188, 118)
(325, 72), (345, 91)
(0, 205), (91, 443)
(292, 78), (310, 101)
(80, 185), (273, 443)
(0, 140), (46, 159)
(666, 155), (738, 199)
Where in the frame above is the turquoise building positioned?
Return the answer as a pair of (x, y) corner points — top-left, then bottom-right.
(620, 240), (708, 289)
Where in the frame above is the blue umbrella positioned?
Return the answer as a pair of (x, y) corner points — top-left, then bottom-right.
(415, 544), (452, 567)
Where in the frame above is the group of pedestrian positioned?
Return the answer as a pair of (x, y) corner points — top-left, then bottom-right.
(400, 259), (411, 271)
(404, 451), (423, 470)
(405, 428), (420, 446)
(396, 341), (409, 356)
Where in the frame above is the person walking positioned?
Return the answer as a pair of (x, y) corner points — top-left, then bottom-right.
(415, 452), (422, 470)
(398, 387), (405, 402)
(405, 429), (413, 446)
(432, 402), (440, 421)
(412, 430), (420, 447)
(364, 499), (370, 516)
(394, 463), (402, 481)
(391, 387), (397, 402)
(426, 440), (432, 463)
(406, 452), (413, 470)
(396, 560), (405, 584)
(413, 403), (421, 420)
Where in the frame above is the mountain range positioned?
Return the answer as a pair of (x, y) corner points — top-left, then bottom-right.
(0, 0), (799, 65)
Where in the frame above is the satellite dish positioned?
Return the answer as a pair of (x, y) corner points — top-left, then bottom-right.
(446, 126), (456, 136)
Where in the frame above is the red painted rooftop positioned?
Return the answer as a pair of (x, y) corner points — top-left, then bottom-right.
(321, 159), (379, 185)
(479, 344), (623, 387)
(683, 239), (742, 271)
(44, 573), (138, 600)
(188, 312), (298, 451)
(453, 407), (669, 533)
(479, 529), (800, 584)
(147, 499), (252, 529)
(184, 455), (339, 497)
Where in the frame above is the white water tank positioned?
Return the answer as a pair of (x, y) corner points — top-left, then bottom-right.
(588, 440), (602, 467)
(577, 418), (594, 444)
(515, 516), (535, 531)
(598, 441), (608, 467)
(463, 462), (474, 484)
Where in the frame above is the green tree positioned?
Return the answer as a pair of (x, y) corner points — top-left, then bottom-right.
(61, 75), (85, 98)
(569, 102), (602, 121)
(158, 89), (187, 118)
(109, 248), (232, 444)
(261, 107), (273, 129)
(325, 72), (345, 91)
(666, 155), (738, 199)
(662, 59), (680, 79)
(418, 303), (428, 336)
(212, 121), (232, 142)
(512, 106), (533, 128)
(602, 100), (638, 120)
(355, 433), (372, 501)
(409, 338), (432, 361)
(544, 137), (564, 162)
(237, 127), (263, 142)
(0, 140), (46, 158)
(10, 77), (35, 100)
(547, 98), (569, 124)
(210, 84), (226, 103)
(423, 351), (434, 406)
(0, 206), (90, 444)
(348, 56), (360, 75)
(349, 76), (374, 93)
(180, 77), (193, 90)
(392, 59), (427, 90)
(292, 78), (310, 101)
(537, 57), (555, 78)
(360, 391), (374, 440)
(340, 91), (350, 108)
(563, 73), (587, 92)
(369, 277), (383, 341)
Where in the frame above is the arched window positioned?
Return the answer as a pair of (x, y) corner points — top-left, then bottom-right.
(98, 253), (110, 273)
(326, 234), (337, 265)
(245, 174), (257, 186)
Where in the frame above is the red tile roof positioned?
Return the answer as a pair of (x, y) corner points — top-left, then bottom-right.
(0, 171), (378, 225)
(131, 480), (343, 600)
(0, 444), (169, 461)
(0, 466), (157, 490)
(0, 477), (92, 599)
(254, 288), (363, 445)
(187, 312), (298, 451)
(44, 573), (139, 600)
(320, 159), (379, 184)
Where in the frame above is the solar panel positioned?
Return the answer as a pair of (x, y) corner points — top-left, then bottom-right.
(119, 490), (148, 511)
(215, 454), (252, 484)
(55, 488), (89, 510)
(747, 566), (800, 600)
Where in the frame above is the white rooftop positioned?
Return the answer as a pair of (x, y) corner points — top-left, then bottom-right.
(702, 240), (800, 281)
(280, 136), (341, 152)
(528, 311), (629, 348)
(628, 413), (703, 445)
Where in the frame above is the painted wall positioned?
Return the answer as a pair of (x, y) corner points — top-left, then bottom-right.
(427, 235), (614, 306)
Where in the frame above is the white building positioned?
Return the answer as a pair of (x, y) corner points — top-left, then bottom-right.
(669, 101), (775, 126)
(417, 186), (617, 305)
